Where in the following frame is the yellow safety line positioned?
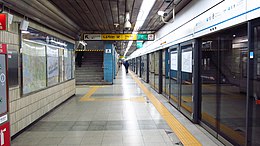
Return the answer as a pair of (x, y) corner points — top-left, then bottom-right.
(201, 112), (245, 145)
(80, 96), (145, 102)
(89, 86), (107, 88)
(80, 87), (99, 101)
(129, 71), (202, 146)
(169, 93), (245, 145)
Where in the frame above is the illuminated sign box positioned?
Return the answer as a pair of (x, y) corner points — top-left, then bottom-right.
(0, 14), (7, 31)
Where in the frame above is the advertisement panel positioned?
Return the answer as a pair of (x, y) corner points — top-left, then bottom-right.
(22, 41), (47, 94)
(47, 46), (59, 86)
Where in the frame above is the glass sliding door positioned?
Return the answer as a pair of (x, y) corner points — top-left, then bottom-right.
(139, 56), (142, 78)
(149, 53), (155, 88)
(219, 24), (247, 146)
(154, 51), (160, 91)
(137, 57), (141, 77)
(141, 55), (148, 82)
(180, 42), (194, 117)
(162, 49), (166, 94)
(169, 46), (179, 107)
(136, 58), (138, 74)
(200, 23), (247, 146)
(201, 36), (218, 130)
(165, 49), (170, 98)
(248, 19), (260, 146)
(163, 49), (169, 97)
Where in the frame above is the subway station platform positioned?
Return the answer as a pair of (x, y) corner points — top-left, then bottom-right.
(11, 68), (224, 146)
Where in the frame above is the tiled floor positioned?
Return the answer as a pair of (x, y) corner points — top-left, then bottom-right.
(11, 68), (223, 146)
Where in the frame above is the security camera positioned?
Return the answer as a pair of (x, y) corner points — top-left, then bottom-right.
(157, 11), (167, 17)
(124, 20), (132, 29)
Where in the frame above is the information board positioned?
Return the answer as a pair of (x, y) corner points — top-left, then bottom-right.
(170, 53), (178, 70)
(181, 51), (192, 73)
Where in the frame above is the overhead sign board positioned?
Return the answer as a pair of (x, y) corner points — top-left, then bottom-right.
(82, 34), (154, 41)
(102, 34), (137, 41)
(83, 34), (102, 41)
(0, 14), (7, 31)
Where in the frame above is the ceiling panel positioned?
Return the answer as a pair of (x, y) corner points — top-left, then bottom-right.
(1, 0), (191, 55)
(49, 0), (145, 34)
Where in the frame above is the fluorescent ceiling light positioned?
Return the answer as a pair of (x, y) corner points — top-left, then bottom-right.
(50, 39), (67, 47)
(21, 30), (30, 34)
(124, 0), (156, 57)
(124, 41), (133, 57)
(133, 0), (156, 32)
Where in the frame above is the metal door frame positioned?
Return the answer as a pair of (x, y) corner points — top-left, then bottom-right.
(246, 19), (260, 146)
(179, 40), (195, 119)
(169, 44), (180, 108)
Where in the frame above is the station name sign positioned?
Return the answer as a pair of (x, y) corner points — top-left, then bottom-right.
(82, 34), (154, 41)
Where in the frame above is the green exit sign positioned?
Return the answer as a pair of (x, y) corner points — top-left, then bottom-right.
(137, 34), (154, 41)
(136, 42), (143, 49)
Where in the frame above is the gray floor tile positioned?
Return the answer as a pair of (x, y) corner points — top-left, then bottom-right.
(57, 121), (76, 126)
(81, 136), (103, 144)
(90, 121), (108, 126)
(139, 124), (157, 130)
(138, 120), (156, 125)
(84, 131), (104, 137)
(156, 124), (171, 130)
(75, 121), (91, 126)
(11, 69), (223, 146)
(88, 125), (106, 131)
(106, 125), (124, 130)
(143, 135), (165, 143)
(52, 125), (73, 131)
(60, 137), (83, 145)
(38, 137), (63, 145)
(71, 125), (89, 131)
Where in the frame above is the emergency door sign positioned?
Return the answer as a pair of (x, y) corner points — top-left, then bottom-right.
(0, 122), (10, 146)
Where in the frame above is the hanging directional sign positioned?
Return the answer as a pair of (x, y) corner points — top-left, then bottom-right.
(82, 34), (154, 41)
(83, 34), (101, 40)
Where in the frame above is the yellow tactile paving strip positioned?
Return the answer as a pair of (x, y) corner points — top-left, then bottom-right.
(80, 86), (100, 101)
(130, 71), (202, 146)
(79, 85), (145, 102)
(170, 93), (244, 145)
(80, 96), (145, 102)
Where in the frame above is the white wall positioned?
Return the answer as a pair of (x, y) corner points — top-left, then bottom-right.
(129, 0), (260, 59)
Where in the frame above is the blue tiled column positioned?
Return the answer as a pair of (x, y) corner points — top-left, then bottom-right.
(104, 43), (114, 84)
(113, 50), (116, 79)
